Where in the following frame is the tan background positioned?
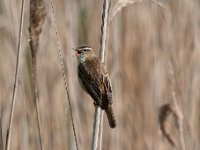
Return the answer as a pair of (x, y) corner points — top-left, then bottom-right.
(0, 0), (200, 149)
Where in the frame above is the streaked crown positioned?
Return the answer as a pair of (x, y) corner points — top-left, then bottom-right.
(75, 45), (93, 52)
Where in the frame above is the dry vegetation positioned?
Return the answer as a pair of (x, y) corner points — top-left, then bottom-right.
(0, 0), (200, 149)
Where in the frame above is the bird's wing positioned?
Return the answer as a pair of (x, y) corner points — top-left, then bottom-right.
(78, 62), (102, 105)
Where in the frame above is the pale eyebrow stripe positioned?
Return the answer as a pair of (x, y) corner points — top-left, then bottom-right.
(85, 48), (92, 51)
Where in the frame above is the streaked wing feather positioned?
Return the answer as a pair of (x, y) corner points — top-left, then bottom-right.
(78, 63), (102, 104)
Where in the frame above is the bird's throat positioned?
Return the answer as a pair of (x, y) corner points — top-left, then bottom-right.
(78, 54), (86, 63)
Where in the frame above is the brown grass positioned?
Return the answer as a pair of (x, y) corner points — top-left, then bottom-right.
(0, 0), (200, 149)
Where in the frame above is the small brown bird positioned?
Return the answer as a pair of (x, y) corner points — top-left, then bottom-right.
(74, 45), (116, 128)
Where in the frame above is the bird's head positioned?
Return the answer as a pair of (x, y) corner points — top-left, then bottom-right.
(73, 46), (95, 63)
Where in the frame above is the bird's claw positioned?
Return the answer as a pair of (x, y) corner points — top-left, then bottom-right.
(93, 102), (99, 107)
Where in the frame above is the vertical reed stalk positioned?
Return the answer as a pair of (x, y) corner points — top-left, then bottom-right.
(29, 0), (46, 149)
(5, 0), (25, 149)
(92, 0), (111, 150)
(0, 114), (3, 149)
(49, 0), (79, 149)
(99, 110), (104, 150)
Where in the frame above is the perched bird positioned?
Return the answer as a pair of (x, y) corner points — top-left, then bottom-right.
(74, 45), (116, 128)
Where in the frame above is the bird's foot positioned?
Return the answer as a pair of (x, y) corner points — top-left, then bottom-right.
(93, 102), (99, 107)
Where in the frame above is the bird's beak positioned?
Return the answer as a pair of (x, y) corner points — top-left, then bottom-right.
(72, 48), (77, 57)
(72, 48), (81, 56)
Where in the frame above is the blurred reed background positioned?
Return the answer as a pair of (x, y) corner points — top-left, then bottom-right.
(0, 0), (200, 149)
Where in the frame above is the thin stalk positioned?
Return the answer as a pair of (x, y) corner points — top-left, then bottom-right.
(99, 111), (104, 150)
(92, 107), (101, 150)
(29, 0), (46, 149)
(99, 0), (111, 63)
(92, 0), (111, 150)
(50, 0), (79, 149)
(34, 81), (44, 150)
(0, 115), (3, 149)
(5, 0), (25, 149)
(30, 48), (44, 150)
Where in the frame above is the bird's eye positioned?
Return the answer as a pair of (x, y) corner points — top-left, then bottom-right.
(83, 49), (87, 52)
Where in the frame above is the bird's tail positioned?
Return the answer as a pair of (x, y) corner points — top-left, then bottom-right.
(105, 105), (116, 128)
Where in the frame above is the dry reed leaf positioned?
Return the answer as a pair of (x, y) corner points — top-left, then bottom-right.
(110, 0), (167, 20)
(110, 0), (140, 20)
